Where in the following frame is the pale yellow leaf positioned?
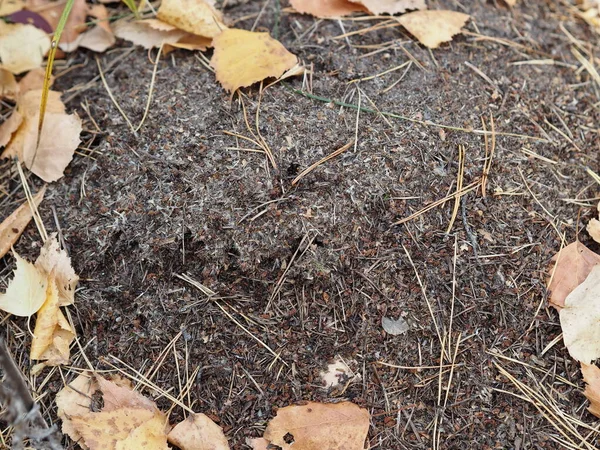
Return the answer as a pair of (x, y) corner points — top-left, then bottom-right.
(35, 235), (78, 306)
(262, 401), (370, 450)
(167, 413), (230, 450)
(0, 0), (24, 16)
(397, 10), (470, 48)
(0, 22), (51, 74)
(0, 186), (45, 260)
(211, 29), (298, 93)
(581, 363), (600, 418)
(289, 0), (367, 18)
(547, 241), (600, 309)
(56, 373), (98, 443)
(0, 68), (18, 100)
(30, 278), (75, 365)
(560, 265), (600, 364)
(116, 413), (169, 450)
(504, 0), (517, 5)
(157, 0), (226, 38)
(349, 0), (426, 15)
(114, 19), (187, 49)
(0, 252), (47, 317)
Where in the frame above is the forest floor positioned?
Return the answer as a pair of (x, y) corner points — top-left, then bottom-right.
(3, 0), (600, 448)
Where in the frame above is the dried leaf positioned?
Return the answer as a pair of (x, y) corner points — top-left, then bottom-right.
(0, 68), (18, 100)
(0, 22), (51, 74)
(56, 373), (98, 442)
(548, 241), (600, 309)
(164, 34), (212, 53)
(0, 252), (48, 317)
(18, 67), (53, 95)
(0, 0), (24, 16)
(25, 0), (88, 49)
(0, 186), (45, 259)
(95, 375), (157, 412)
(157, 0), (226, 38)
(167, 413), (230, 450)
(30, 278), (75, 365)
(588, 219), (600, 243)
(320, 356), (359, 388)
(349, 0), (426, 15)
(211, 29), (298, 93)
(114, 19), (187, 49)
(397, 10), (470, 48)
(261, 401), (370, 450)
(35, 235), (78, 306)
(560, 265), (600, 364)
(247, 438), (269, 450)
(382, 316), (409, 335)
(0, 109), (22, 147)
(76, 4), (115, 53)
(581, 363), (600, 418)
(289, 0), (367, 18)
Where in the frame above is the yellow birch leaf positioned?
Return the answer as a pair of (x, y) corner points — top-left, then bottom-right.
(0, 252), (47, 316)
(211, 29), (298, 93)
(157, 0), (226, 38)
(115, 413), (169, 450)
(35, 234), (78, 306)
(56, 373), (98, 443)
(397, 10), (470, 48)
(0, 186), (45, 260)
(0, 22), (51, 74)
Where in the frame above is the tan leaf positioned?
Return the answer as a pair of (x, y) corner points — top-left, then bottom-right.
(397, 10), (470, 48)
(95, 375), (157, 412)
(0, 186), (45, 259)
(581, 363), (600, 418)
(548, 241), (600, 309)
(18, 68), (53, 96)
(164, 34), (213, 53)
(30, 278), (75, 365)
(0, 0), (24, 16)
(560, 265), (600, 364)
(115, 412), (169, 450)
(35, 234), (78, 306)
(349, 0), (426, 15)
(289, 0), (367, 18)
(167, 413), (230, 450)
(504, 0), (517, 5)
(0, 68), (18, 100)
(56, 373), (98, 443)
(114, 19), (188, 49)
(0, 109), (22, 147)
(211, 29), (298, 93)
(0, 252), (48, 317)
(26, 0), (89, 49)
(588, 218), (600, 243)
(70, 408), (158, 450)
(261, 401), (370, 450)
(76, 4), (115, 53)
(157, 0), (226, 38)
(0, 22), (51, 74)
(247, 438), (269, 450)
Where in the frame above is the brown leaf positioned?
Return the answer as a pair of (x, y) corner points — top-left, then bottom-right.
(349, 0), (426, 15)
(211, 29), (298, 93)
(95, 375), (157, 412)
(289, 0), (367, 18)
(559, 264), (600, 364)
(25, 0), (88, 49)
(548, 241), (600, 309)
(397, 10), (470, 48)
(261, 401), (370, 450)
(0, 109), (22, 147)
(0, 68), (18, 100)
(581, 363), (600, 418)
(18, 67), (54, 95)
(56, 373), (98, 442)
(0, 186), (45, 259)
(76, 4), (115, 53)
(113, 19), (188, 49)
(0, 22), (51, 74)
(157, 0), (226, 38)
(167, 413), (230, 450)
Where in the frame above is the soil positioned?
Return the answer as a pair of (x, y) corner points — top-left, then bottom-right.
(2, 0), (600, 448)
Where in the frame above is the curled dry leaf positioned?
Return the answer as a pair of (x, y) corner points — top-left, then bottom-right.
(57, 374), (169, 450)
(0, 252), (47, 317)
(349, 0), (426, 15)
(560, 265), (600, 364)
(397, 10), (470, 48)
(289, 0), (367, 18)
(25, 0), (88, 50)
(0, 89), (82, 183)
(259, 401), (370, 450)
(581, 363), (600, 418)
(167, 413), (230, 450)
(0, 22), (51, 74)
(547, 241), (600, 309)
(0, 186), (45, 259)
(211, 29), (298, 93)
(157, 0), (226, 38)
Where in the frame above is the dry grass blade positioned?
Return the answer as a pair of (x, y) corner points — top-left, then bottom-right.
(292, 141), (353, 186)
(481, 113), (495, 197)
(446, 145), (465, 233)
